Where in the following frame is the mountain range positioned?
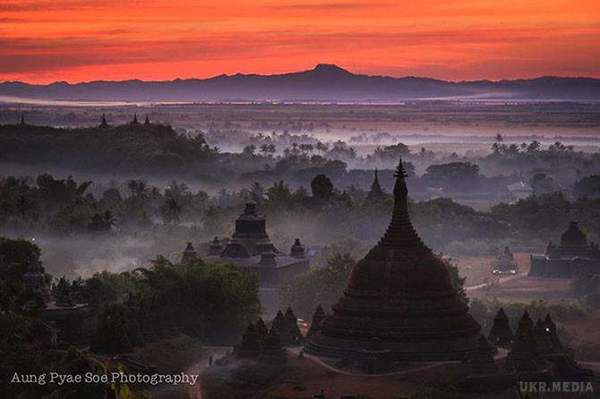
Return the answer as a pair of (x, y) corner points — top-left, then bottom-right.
(1, 64), (599, 102)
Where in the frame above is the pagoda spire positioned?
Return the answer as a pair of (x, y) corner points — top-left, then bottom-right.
(369, 157), (429, 257)
(19, 113), (25, 126)
(144, 115), (150, 125)
(366, 168), (385, 202)
(132, 113), (139, 125)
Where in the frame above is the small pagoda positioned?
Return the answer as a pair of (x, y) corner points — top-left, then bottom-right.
(488, 308), (513, 347)
(284, 307), (303, 345)
(260, 327), (286, 363)
(307, 304), (326, 337)
(365, 169), (386, 203)
(504, 311), (548, 374)
(491, 246), (518, 275)
(533, 318), (554, 355)
(234, 323), (261, 358)
(290, 239), (306, 258)
(271, 309), (302, 346)
(208, 237), (223, 256)
(255, 317), (269, 341)
(542, 313), (564, 354)
(180, 242), (198, 265)
(305, 158), (481, 362)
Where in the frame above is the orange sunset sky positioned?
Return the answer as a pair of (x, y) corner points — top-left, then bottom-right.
(1, 0), (599, 83)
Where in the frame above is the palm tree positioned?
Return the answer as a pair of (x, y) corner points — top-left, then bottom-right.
(16, 195), (32, 220)
(316, 141), (329, 154)
(160, 197), (182, 225)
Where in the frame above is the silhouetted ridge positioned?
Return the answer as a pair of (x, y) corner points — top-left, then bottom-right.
(1, 64), (599, 101)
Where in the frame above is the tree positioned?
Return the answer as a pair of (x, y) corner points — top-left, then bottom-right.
(88, 210), (116, 233)
(260, 143), (276, 158)
(160, 196), (182, 225)
(315, 141), (329, 154)
(242, 144), (256, 157)
(372, 142), (410, 161)
(299, 143), (314, 156)
(92, 303), (132, 353)
(527, 140), (541, 153)
(574, 175), (600, 198)
(530, 173), (560, 195)
(127, 179), (149, 199)
(491, 134), (506, 154)
(0, 238), (44, 312)
(327, 140), (356, 160)
(279, 254), (355, 318)
(421, 162), (480, 192)
(266, 181), (294, 205)
(311, 174), (334, 202)
(248, 182), (265, 204)
(15, 194), (33, 220)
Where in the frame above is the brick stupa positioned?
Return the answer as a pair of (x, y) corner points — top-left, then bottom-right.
(305, 158), (481, 362)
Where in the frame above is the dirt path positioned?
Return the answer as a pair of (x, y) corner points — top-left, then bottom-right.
(286, 347), (508, 378)
(287, 347), (457, 377)
(145, 346), (230, 399)
(185, 346), (231, 399)
(465, 272), (526, 291)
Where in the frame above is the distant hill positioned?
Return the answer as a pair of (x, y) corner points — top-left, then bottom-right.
(1, 64), (599, 102)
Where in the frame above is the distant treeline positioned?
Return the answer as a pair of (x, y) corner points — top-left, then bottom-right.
(3, 171), (600, 256)
(0, 121), (217, 176)
(2, 122), (600, 200)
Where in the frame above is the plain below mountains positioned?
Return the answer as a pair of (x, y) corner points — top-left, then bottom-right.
(1, 64), (599, 103)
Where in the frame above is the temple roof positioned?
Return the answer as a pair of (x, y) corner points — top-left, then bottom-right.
(544, 221), (600, 260)
(221, 202), (277, 257)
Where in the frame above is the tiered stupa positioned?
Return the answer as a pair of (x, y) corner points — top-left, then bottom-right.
(306, 158), (481, 362)
(221, 202), (277, 258)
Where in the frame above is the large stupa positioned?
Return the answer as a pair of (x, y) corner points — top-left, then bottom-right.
(305, 158), (481, 362)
